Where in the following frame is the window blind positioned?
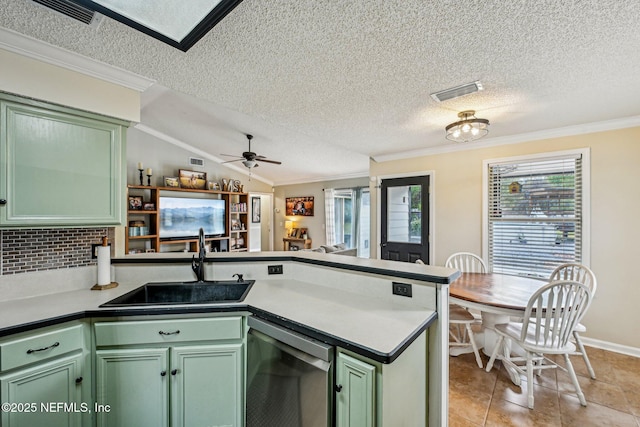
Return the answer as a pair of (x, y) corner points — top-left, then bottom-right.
(488, 154), (582, 278)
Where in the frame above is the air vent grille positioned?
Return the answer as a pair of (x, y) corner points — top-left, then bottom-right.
(431, 81), (483, 102)
(32, 0), (95, 25)
(189, 157), (205, 167)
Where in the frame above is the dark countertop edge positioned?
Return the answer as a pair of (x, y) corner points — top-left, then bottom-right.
(111, 255), (459, 285)
(0, 304), (438, 364)
(248, 307), (438, 364)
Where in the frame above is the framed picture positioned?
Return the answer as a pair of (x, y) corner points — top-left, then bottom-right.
(143, 202), (155, 211)
(128, 196), (143, 210)
(252, 197), (261, 223)
(290, 228), (299, 238)
(231, 218), (241, 230)
(285, 196), (314, 216)
(178, 169), (207, 189)
(299, 228), (308, 239)
(164, 176), (179, 187)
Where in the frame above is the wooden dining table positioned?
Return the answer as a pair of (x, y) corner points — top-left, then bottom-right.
(449, 272), (548, 379)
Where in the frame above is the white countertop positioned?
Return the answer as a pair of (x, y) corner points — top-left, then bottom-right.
(0, 277), (435, 361)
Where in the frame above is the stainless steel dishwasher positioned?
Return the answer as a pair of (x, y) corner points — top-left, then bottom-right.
(246, 316), (334, 427)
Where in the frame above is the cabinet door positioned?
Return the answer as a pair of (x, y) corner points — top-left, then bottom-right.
(336, 352), (376, 427)
(0, 353), (83, 427)
(0, 95), (126, 226)
(96, 348), (169, 427)
(171, 344), (243, 427)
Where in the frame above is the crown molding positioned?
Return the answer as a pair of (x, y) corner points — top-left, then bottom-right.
(0, 27), (155, 92)
(134, 123), (274, 186)
(373, 115), (640, 163)
(273, 171), (370, 187)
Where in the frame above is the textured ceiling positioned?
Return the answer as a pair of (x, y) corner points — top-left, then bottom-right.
(2, 0), (640, 185)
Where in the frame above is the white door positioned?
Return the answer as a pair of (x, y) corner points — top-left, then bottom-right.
(249, 193), (273, 251)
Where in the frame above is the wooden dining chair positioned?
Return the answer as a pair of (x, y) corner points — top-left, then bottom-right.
(550, 263), (598, 379)
(485, 280), (592, 409)
(445, 252), (487, 368)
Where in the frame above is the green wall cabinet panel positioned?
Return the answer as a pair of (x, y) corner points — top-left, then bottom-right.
(0, 93), (127, 227)
(96, 348), (169, 427)
(336, 351), (376, 427)
(171, 344), (243, 427)
(0, 353), (84, 427)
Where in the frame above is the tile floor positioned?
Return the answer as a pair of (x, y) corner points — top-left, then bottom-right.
(449, 346), (640, 426)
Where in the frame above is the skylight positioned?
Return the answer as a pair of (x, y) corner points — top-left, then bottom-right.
(74, 0), (244, 51)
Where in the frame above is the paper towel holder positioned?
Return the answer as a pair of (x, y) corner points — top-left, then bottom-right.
(92, 236), (119, 291)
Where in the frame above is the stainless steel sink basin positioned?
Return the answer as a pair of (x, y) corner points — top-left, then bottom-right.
(100, 280), (254, 307)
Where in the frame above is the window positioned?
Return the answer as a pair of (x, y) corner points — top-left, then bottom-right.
(484, 150), (588, 278)
(325, 187), (370, 257)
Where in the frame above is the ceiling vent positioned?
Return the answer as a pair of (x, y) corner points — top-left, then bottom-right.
(32, 0), (97, 25)
(430, 81), (484, 103)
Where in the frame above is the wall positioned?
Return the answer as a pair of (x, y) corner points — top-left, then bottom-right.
(370, 126), (640, 350)
(0, 49), (140, 122)
(126, 127), (272, 193)
(121, 128), (274, 255)
(273, 177), (369, 251)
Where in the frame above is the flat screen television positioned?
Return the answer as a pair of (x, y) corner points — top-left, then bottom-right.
(159, 196), (225, 240)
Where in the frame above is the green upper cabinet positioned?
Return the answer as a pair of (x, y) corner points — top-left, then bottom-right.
(0, 93), (128, 227)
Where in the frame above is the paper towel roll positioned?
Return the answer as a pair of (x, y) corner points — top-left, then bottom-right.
(97, 246), (111, 286)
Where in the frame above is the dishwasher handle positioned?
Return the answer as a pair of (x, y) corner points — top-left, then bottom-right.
(248, 316), (333, 363)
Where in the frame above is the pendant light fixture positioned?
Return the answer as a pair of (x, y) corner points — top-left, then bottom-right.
(445, 110), (490, 143)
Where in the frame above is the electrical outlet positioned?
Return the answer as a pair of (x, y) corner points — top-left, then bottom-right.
(90, 243), (110, 259)
(392, 282), (412, 297)
(268, 264), (283, 275)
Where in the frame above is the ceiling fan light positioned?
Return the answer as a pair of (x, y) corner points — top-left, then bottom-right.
(445, 110), (490, 143)
(242, 159), (257, 168)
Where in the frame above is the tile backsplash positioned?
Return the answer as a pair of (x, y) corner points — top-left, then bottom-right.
(1, 228), (114, 275)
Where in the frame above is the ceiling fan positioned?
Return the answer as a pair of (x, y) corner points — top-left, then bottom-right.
(221, 134), (282, 169)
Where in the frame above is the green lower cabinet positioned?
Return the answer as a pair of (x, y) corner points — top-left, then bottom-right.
(0, 353), (84, 427)
(336, 352), (376, 427)
(96, 344), (243, 427)
(171, 344), (243, 427)
(95, 348), (169, 427)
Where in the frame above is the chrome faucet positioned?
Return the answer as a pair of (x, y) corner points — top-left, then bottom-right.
(191, 227), (206, 282)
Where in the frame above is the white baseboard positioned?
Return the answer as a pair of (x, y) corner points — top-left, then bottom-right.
(581, 336), (640, 358)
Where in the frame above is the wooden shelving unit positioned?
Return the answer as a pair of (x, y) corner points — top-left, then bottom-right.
(229, 193), (249, 252)
(125, 185), (249, 255)
(125, 185), (159, 254)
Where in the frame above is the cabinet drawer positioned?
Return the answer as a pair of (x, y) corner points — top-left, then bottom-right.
(0, 324), (84, 371)
(94, 317), (243, 347)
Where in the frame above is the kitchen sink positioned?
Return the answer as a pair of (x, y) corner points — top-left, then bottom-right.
(100, 280), (254, 307)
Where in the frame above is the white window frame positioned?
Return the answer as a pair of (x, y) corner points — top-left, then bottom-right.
(482, 148), (591, 274)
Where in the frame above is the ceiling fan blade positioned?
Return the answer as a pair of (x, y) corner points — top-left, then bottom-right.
(221, 158), (244, 164)
(256, 158), (282, 165)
